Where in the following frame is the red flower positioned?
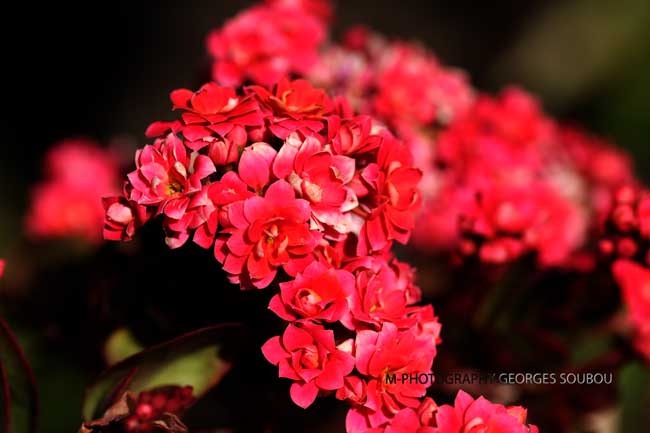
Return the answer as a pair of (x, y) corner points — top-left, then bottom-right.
(103, 189), (153, 242)
(353, 323), (437, 427)
(612, 260), (650, 359)
(341, 257), (422, 330)
(207, 4), (325, 87)
(155, 82), (264, 143)
(193, 171), (255, 249)
(214, 180), (319, 289)
(358, 134), (422, 254)
(269, 261), (355, 322)
(126, 133), (216, 220)
(27, 139), (120, 243)
(247, 78), (334, 139)
(238, 141), (278, 192)
(0, 260), (5, 280)
(436, 88), (555, 175)
(458, 181), (587, 266)
(328, 115), (383, 157)
(374, 44), (473, 128)
(262, 322), (354, 408)
(273, 134), (359, 234)
(433, 391), (538, 433)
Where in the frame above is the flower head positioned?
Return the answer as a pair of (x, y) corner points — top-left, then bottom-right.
(262, 322), (354, 408)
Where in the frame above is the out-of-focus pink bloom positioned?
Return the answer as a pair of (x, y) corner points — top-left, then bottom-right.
(599, 187), (650, 265)
(0, 260), (5, 280)
(262, 322), (354, 408)
(459, 181), (588, 266)
(612, 260), (650, 360)
(27, 139), (120, 243)
(374, 44), (474, 128)
(207, 3), (326, 87)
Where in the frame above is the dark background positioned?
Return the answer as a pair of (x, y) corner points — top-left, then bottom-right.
(0, 1), (649, 431)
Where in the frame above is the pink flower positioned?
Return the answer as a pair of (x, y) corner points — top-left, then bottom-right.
(27, 139), (120, 243)
(358, 134), (422, 254)
(273, 134), (358, 234)
(214, 180), (319, 288)
(353, 323), (437, 427)
(247, 78), (334, 139)
(126, 133), (216, 220)
(374, 44), (473, 127)
(342, 257), (422, 330)
(262, 322), (354, 408)
(103, 191), (153, 242)
(433, 391), (538, 433)
(207, 4), (325, 86)
(238, 142), (278, 192)
(328, 115), (383, 157)
(459, 181), (587, 266)
(0, 260), (5, 280)
(612, 260), (650, 359)
(269, 261), (355, 322)
(193, 171), (255, 249)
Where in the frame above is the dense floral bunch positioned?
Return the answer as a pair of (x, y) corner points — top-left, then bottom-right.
(103, 76), (458, 431)
(26, 139), (120, 243)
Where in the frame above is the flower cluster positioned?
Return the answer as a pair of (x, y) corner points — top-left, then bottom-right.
(104, 76), (445, 430)
(27, 139), (120, 243)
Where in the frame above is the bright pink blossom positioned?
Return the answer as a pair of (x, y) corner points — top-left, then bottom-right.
(358, 134), (422, 254)
(262, 322), (354, 408)
(273, 134), (358, 234)
(352, 323), (437, 427)
(214, 180), (319, 288)
(126, 133), (216, 220)
(269, 261), (355, 322)
(342, 257), (424, 330)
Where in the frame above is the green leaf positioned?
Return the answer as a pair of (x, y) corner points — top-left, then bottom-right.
(103, 328), (144, 366)
(0, 316), (38, 433)
(82, 323), (241, 422)
(618, 362), (650, 433)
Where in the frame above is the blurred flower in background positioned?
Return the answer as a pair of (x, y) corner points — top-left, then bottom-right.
(25, 139), (120, 244)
